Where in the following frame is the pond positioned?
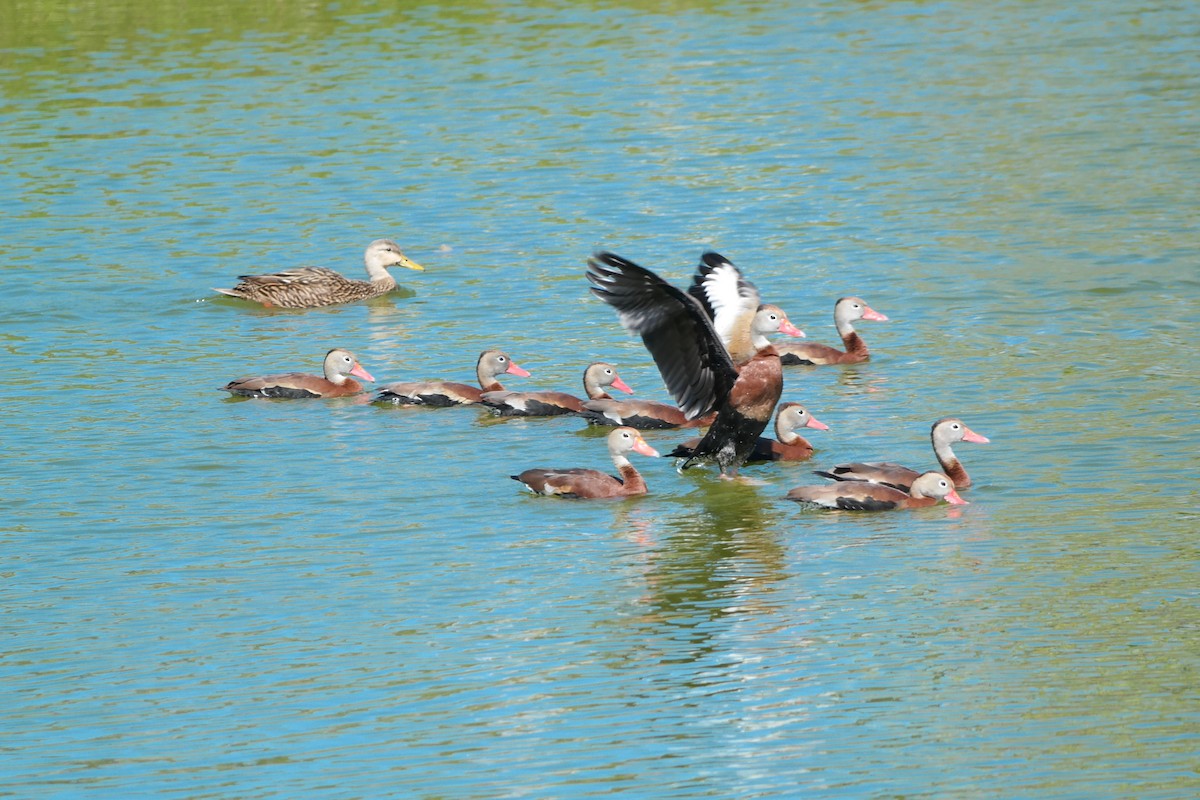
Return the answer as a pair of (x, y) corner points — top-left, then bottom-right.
(2, 1), (1197, 797)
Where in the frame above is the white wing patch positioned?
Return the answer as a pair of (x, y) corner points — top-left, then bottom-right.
(694, 259), (759, 349)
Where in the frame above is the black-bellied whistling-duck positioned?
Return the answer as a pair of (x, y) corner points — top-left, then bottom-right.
(586, 251), (802, 478)
(375, 350), (530, 406)
(777, 296), (887, 365)
(669, 401), (829, 463)
(785, 471), (967, 511)
(581, 371), (717, 430)
(213, 239), (424, 308)
(511, 426), (659, 499)
(480, 362), (630, 417)
(814, 417), (989, 490)
(221, 348), (374, 399)
(583, 260), (796, 432)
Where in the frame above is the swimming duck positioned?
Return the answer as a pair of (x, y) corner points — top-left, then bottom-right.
(511, 426), (659, 499)
(376, 350), (530, 406)
(220, 348), (374, 399)
(785, 471), (967, 511)
(814, 417), (989, 490)
(670, 401), (829, 463)
(777, 296), (887, 365)
(481, 362), (632, 417)
(214, 238), (424, 308)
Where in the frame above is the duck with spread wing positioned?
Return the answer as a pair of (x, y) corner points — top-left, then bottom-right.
(586, 251), (802, 478)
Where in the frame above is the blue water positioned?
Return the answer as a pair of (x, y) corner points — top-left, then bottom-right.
(3, 1), (1198, 798)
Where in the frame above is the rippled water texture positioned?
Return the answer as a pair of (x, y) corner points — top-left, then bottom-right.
(3, 1), (1198, 798)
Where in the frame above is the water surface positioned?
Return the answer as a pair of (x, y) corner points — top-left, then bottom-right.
(2, 1), (1198, 798)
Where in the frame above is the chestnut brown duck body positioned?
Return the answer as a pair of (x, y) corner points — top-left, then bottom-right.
(582, 398), (713, 430)
(376, 350), (530, 406)
(512, 427), (659, 499)
(581, 377), (717, 429)
(221, 348), (375, 399)
(481, 362), (632, 417)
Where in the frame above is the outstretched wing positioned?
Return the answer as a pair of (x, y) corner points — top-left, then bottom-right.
(687, 251), (761, 350)
(587, 252), (736, 420)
